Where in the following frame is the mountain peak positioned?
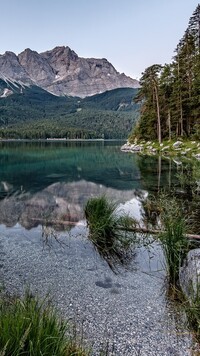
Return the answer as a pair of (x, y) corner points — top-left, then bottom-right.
(18, 48), (55, 86)
(0, 45), (139, 97)
(0, 50), (32, 83)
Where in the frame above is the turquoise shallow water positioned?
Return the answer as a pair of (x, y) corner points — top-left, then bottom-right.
(0, 140), (180, 196)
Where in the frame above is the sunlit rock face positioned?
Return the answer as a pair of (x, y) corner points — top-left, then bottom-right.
(0, 46), (139, 97)
(0, 51), (32, 83)
(18, 48), (55, 87)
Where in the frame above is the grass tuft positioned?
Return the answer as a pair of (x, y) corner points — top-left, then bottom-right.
(85, 195), (136, 271)
(157, 195), (190, 287)
(0, 292), (88, 356)
(185, 294), (200, 339)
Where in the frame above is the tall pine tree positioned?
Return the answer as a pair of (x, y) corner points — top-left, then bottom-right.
(131, 4), (200, 142)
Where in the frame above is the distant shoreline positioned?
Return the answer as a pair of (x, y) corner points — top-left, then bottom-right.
(0, 138), (126, 142)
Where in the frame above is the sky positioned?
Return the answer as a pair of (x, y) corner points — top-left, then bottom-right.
(0, 0), (199, 79)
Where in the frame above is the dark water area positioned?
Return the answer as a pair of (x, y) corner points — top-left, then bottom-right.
(0, 140), (186, 198)
(0, 140), (182, 194)
(0, 140), (139, 195)
(0, 141), (199, 355)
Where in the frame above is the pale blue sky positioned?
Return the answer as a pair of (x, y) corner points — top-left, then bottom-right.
(0, 0), (199, 79)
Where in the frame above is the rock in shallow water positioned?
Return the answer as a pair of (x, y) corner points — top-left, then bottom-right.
(179, 248), (200, 300)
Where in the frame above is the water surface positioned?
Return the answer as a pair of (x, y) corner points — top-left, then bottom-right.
(0, 140), (185, 229)
(0, 141), (199, 355)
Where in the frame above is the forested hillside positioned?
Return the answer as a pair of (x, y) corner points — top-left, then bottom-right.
(129, 4), (200, 143)
(0, 85), (139, 139)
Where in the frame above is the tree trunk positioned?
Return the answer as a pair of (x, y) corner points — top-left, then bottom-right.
(180, 94), (184, 136)
(157, 155), (161, 192)
(168, 109), (171, 140)
(154, 84), (162, 143)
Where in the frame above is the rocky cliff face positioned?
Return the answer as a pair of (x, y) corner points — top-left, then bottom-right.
(0, 46), (139, 97)
(18, 48), (55, 87)
(0, 51), (32, 84)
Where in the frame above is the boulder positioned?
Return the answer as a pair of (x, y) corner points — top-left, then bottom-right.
(121, 143), (143, 152)
(120, 143), (132, 152)
(130, 145), (143, 152)
(179, 249), (200, 301)
(173, 141), (183, 149)
(161, 145), (170, 152)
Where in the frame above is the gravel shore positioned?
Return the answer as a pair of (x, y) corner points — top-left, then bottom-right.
(0, 223), (199, 355)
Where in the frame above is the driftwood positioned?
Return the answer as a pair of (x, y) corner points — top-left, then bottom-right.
(30, 218), (81, 226)
(118, 226), (200, 240)
(30, 218), (200, 240)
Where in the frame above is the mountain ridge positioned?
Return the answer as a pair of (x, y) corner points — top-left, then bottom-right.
(0, 46), (139, 97)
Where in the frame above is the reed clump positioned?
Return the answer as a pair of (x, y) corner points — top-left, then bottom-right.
(156, 195), (190, 287)
(85, 195), (136, 270)
(0, 292), (88, 356)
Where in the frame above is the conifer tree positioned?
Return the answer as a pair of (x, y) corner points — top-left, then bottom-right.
(131, 4), (200, 142)
(134, 64), (162, 142)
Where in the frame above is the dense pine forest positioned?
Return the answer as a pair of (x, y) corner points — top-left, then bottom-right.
(0, 85), (139, 140)
(130, 4), (200, 143)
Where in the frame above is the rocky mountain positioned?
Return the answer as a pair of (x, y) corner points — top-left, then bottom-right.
(0, 46), (139, 97)
(0, 51), (32, 84)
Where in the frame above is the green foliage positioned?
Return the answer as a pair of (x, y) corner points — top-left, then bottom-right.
(155, 195), (190, 286)
(175, 161), (200, 235)
(82, 88), (139, 111)
(0, 86), (139, 139)
(130, 4), (200, 142)
(185, 289), (200, 340)
(0, 292), (88, 356)
(85, 196), (135, 270)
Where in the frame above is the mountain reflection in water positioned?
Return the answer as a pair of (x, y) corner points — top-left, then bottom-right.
(0, 141), (198, 231)
(0, 180), (145, 230)
(0, 141), (146, 230)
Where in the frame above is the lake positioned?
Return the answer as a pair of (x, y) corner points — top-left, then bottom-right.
(0, 141), (199, 355)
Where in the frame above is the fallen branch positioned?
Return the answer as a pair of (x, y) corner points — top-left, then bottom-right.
(30, 218), (83, 226)
(29, 218), (200, 240)
(118, 226), (200, 240)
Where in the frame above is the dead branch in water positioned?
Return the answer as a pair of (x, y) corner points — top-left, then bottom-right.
(118, 226), (200, 240)
(30, 218), (200, 240)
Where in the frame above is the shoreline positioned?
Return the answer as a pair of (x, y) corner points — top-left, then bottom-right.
(0, 138), (126, 143)
(121, 139), (200, 160)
